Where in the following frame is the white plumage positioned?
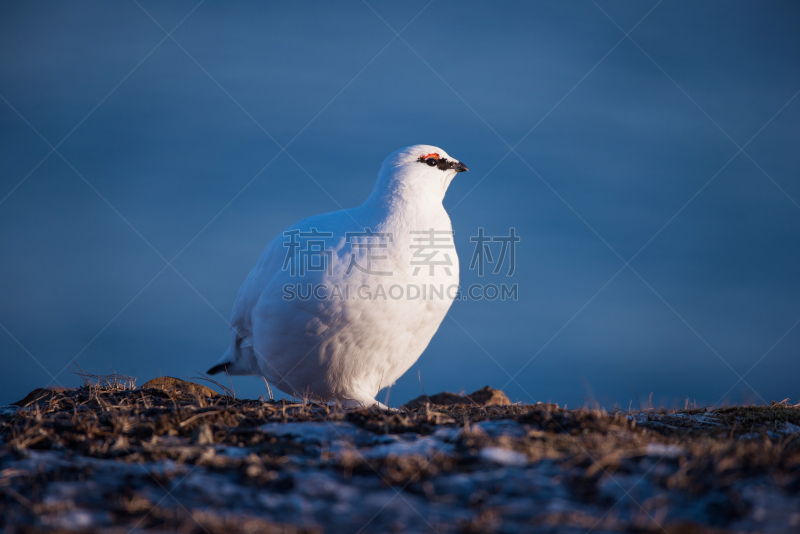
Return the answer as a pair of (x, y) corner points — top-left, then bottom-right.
(208, 145), (468, 407)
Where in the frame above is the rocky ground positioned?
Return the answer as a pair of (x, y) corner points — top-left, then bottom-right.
(1, 375), (800, 534)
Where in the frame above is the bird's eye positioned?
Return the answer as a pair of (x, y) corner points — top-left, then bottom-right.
(426, 158), (437, 167)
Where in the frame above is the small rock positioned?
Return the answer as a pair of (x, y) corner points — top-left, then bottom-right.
(140, 377), (218, 398)
(403, 386), (510, 409)
(12, 388), (58, 407)
(468, 386), (512, 406)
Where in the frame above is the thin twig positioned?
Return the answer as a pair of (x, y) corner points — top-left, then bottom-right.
(179, 410), (224, 428)
(628, 383), (641, 413)
(261, 376), (274, 402)
(418, 370), (431, 405)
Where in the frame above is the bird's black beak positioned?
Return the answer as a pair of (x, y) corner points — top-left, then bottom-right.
(454, 161), (468, 173)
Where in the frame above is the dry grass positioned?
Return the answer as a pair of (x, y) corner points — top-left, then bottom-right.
(4, 382), (799, 487)
(1, 375), (799, 533)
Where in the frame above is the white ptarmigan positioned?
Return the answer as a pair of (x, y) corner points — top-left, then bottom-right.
(208, 145), (468, 408)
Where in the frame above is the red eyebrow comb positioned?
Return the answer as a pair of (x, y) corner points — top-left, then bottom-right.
(420, 153), (440, 159)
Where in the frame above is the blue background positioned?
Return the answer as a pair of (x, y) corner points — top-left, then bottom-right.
(1, 1), (799, 409)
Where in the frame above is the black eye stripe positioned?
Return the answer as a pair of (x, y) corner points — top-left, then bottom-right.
(417, 156), (457, 171)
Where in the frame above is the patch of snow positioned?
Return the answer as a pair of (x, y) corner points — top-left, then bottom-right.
(432, 426), (461, 441)
(0, 405), (19, 417)
(690, 414), (722, 426)
(739, 431), (785, 441)
(45, 510), (101, 530)
(784, 422), (800, 435)
(646, 443), (684, 458)
(260, 422), (393, 447)
(218, 446), (250, 459)
(363, 436), (454, 459)
(475, 420), (527, 438)
(148, 459), (188, 478)
(293, 471), (359, 501)
(479, 447), (528, 467)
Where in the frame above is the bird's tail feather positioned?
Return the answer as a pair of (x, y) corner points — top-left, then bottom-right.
(207, 345), (256, 376)
(207, 347), (234, 375)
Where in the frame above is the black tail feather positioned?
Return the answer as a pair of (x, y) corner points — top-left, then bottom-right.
(207, 364), (228, 375)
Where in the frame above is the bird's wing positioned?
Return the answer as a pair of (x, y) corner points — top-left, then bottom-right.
(230, 232), (286, 339)
(231, 208), (361, 346)
(208, 231), (286, 375)
(211, 208), (364, 376)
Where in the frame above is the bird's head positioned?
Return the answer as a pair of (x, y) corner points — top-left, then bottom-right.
(373, 144), (468, 203)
